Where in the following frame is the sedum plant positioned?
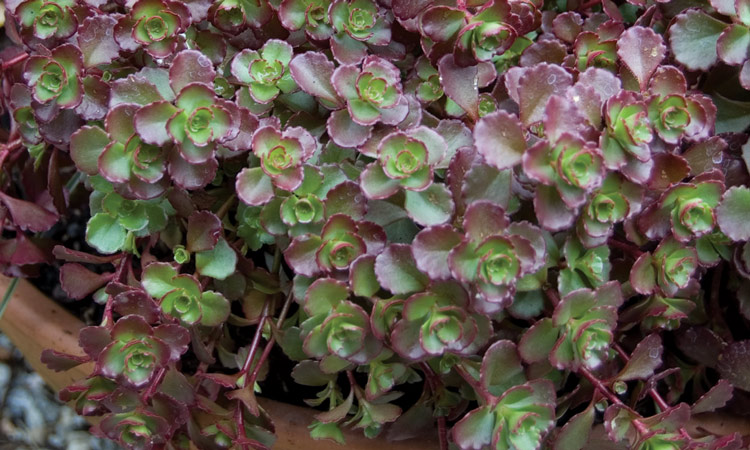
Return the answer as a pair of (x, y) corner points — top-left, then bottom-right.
(0, 0), (749, 449)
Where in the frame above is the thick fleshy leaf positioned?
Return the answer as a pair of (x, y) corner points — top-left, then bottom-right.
(86, 213), (126, 254)
(142, 263), (178, 299)
(289, 52), (343, 108)
(305, 278), (349, 316)
(438, 55), (479, 121)
(170, 50), (216, 94)
(669, 10), (726, 71)
(78, 15), (120, 68)
(70, 126), (109, 175)
(200, 291), (231, 326)
(195, 238), (237, 280)
(187, 211), (221, 253)
(516, 63), (573, 126)
(481, 340), (526, 396)
(474, 111), (526, 170)
(554, 404), (595, 450)
(327, 109), (372, 148)
(616, 26), (666, 91)
(236, 167), (275, 206)
(518, 318), (558, 363)
(134, 101), (177, 146)
(374, 244), (429, 295)
(616, 333), (662, 381)
(717, 186), (750, 241)
(404, 184), (454, 226)
(60, 263), (112, 300)
(692, 380), (734, 414)
(412, 225), (463, 280)
(0, 192), (59, 232)
(717, 340), (750, 391)
(41, 350), (89, 372)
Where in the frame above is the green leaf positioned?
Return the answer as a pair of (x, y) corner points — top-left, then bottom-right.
(669, 10), (726, 71)
(518, 318), (559, 364)
(196, 238), (238, 280)
(142, 263), (178, 299)
(200, 291), (231, 326)
(403, 184), (454, 226)
(86, 213), (127, 254)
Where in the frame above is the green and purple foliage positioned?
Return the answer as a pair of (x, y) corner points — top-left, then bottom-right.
(0, 0), (749, 449)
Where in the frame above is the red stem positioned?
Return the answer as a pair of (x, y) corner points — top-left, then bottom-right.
(612, 343), (693, 441)
(420, 363), (448, 450)
(240, 302), (270, 381)
(1, 53), (29, 70)
(579, 367), (651, 435)
(245, 291), (294, 388)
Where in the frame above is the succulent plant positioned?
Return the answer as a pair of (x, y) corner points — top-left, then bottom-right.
(0, 0), (746, 449)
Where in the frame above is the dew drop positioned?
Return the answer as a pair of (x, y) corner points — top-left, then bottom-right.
(354, 195), (364, 203)
(650, 47), (659, 58)
(648, 348), (660, 359)
(547, 74), (557, 84)
(711, 151), (723, 164)
(198, 57), (211, 68)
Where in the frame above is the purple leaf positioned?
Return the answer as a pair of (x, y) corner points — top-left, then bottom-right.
(186, 211), (222, 253)
(284, 235), (324, 277)
(134, 101), (178, 146)
(41, 350), (89, 372)
(0, 192), (58, 232)
(438, 55), (479, 121)
(236, 167), (274, 206)
(516, 63), (573, 126)
(170, 50), (216, 94)
(692, 380), (734, 414)
(616, 334), (662, 381)
(717, 340), (750, 391)
(327, 109), (373, 148)
(78, 15), (120, 68)
(374, 244), (429, 295)
(289, 52), (343, 108)
(616, 26), (666, 91)
(474, 111), (526, 170)
(59, 263), (113, 300)
(412, 225), (463, 280)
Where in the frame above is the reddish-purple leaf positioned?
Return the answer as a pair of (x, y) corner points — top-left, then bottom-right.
(616, 334), (662, 381)
(78, 15), (120, 68)
(438, 55), (479, 121)
(186, 211), (222, 253)
(516, 63), (573, 126)
(717, 340), (750, 391)
(473, 111), (526, 170)
(692, 380), (734, 414)
(0, 192), (58, 232)
(412, 225), (462, 280)
(289, 52), (343, 108)
(41, 350), (89, 372)
(59, 263), (113, 300)
(374, 244), (429, 295)
(616, 26), (666, 91)
(170, 50), (216, 94)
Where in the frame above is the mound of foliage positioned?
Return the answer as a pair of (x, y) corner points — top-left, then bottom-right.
(2, 0), (750, 448)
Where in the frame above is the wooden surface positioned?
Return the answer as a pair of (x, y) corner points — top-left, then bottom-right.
(0, 275), (92, 392)
(0, 276), (440, 449)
